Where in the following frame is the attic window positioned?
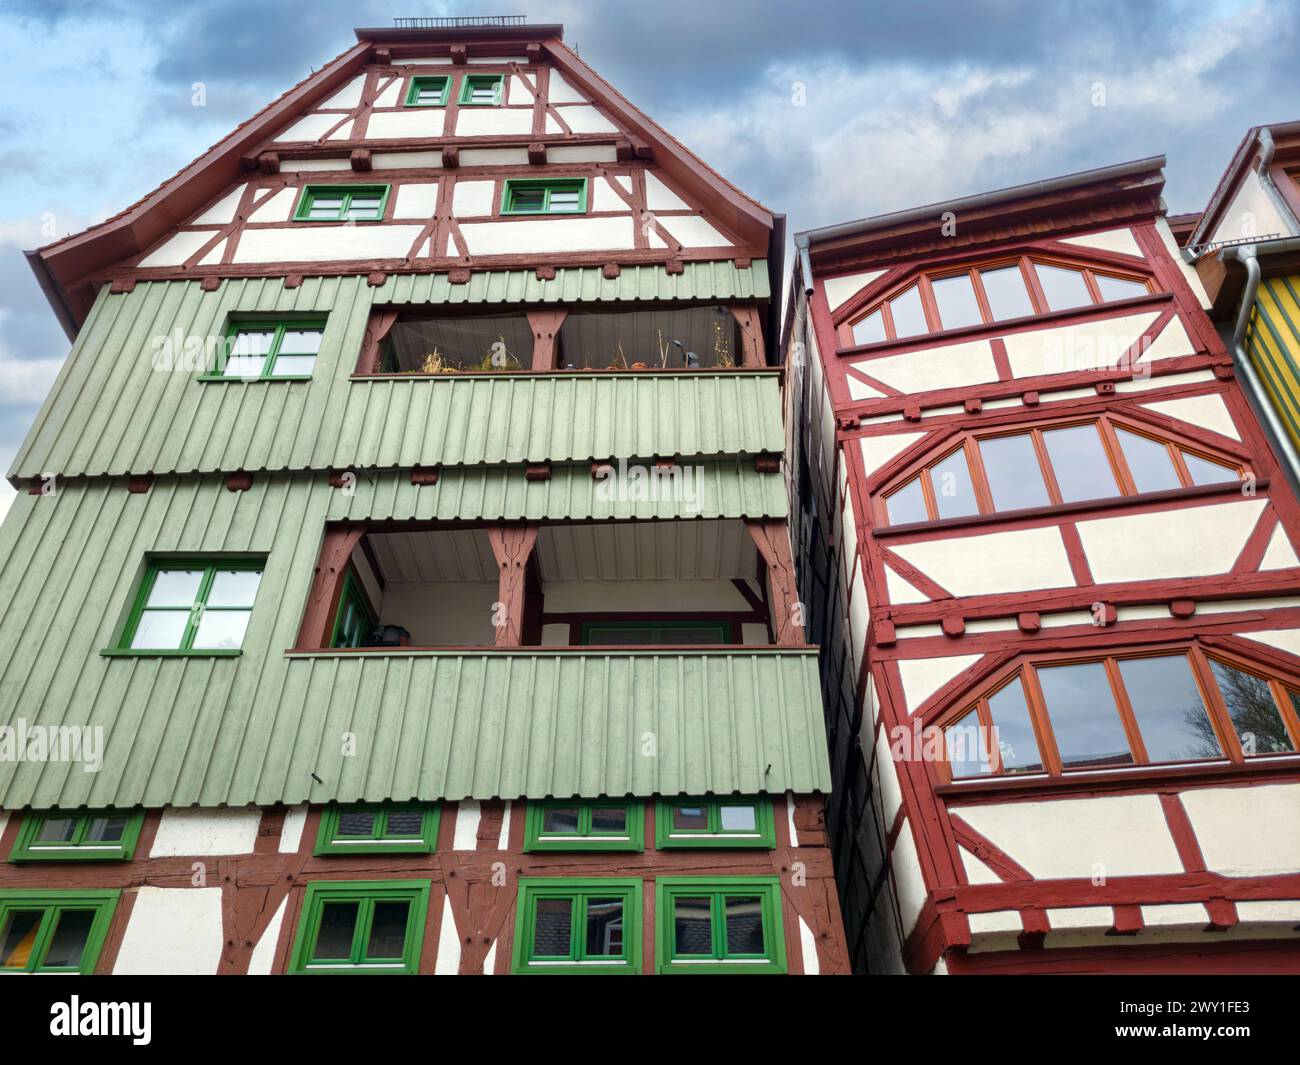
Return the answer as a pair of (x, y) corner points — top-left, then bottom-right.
(846, 256), (1153, 346)
(405, 75), (449, 107)
(293, 184), (389, 222)
(459, 74), (503, 106)
(502, 178), (588, 215)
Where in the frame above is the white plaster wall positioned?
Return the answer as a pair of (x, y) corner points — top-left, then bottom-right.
(825, 269), (886, 312)
(276, 113), (339, 142)
(373, 150), (443, 169)
(247, 898), (287, 975)
(192, 185), (246, 226)
(1076, 499), (1266, 583)
(113, 887), (225, 975)
(454, 799), (481, 850)
(1059, 227), (1142, 257)
(320, 75), (365, 110)
(1210, 171), (1297, 244)
(953, 794), (1183, 878)
(138, 230), (216, 268)
(860, 432), (925, 478)
(248, 188), (298, 223)
(1179, 783), (1300, 875)
(150, 806), (261, 857)
(889, 526), (1075, 597)
(657, 215), (732, 248)
(1003, 312), (1158, 377)
(853, 338), (999, 394)
(383, 581), (497, 646)
(232, 225), (423, 263)
(366, 110), (445, 140)
(279, 805), (308, 853)
(459, 217), (636, 255)
(553, 105), (618, 134)
(547, 72), (586, 103)
(892, 820), (929, 937)
(548, 144), (618, 163)
(896, 654), (982, 712)
(393, 183), (439, 219)
(873, 726), (903, 826)
(452, 180), (496, 217)
(456, 108), (534, 137)
(460, 147), (530, 166)
(1140, 393), (1240, 440)
(1155, 216), (1213, 309)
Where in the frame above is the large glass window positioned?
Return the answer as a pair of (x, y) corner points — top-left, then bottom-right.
(289, 881), (428, 974)
(942, 647), (1300, 780)
(524, 800), (644, 852)
(880, 417), (1244, 525)
(0, 892), (119, 974)
(292, 185), (389, 222)
(209, 320), (325, 380)
(11, 810), (144, 862)
(655, 878), (785, 974)
(119, 560), (262, 653)
(845, 256), (1151, 345)
(314, 804), (439, 855)
(511, 879), (641, 974)
(655, 797), (775, 848)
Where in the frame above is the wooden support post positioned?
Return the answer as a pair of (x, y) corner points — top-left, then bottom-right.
(730, 305), (767, 367)
(295, 524), (366, 649)
(745, 519), (805, 645)
(487, 525), (539, 647)
(527, 309), (567, 371)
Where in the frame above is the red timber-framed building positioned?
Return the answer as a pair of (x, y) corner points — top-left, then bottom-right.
(786, 156), (1300, 974)
(0, 20), (847, 975)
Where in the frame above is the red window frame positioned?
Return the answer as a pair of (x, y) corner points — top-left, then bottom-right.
(875, 413), (1249, 526)
(935, 643), (1300, 783)
(839, 254), (1154, 347)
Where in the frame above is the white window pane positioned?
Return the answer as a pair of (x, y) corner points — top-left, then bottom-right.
(1036, 264), (1092, 311)
(131, 610), (189, 650)
(278, 330), (322, 354)
(270, 355), (315, 377)
(980, 266), (1034, 320)
(1117, 429), (1180, 492)
(1042, 424), (1119, 502)
(930, 448), (979, 518)
(945, 709), (990, 778)
(719, 805), (757, 831)
(223, 355), (266, 378)
(889, 285), (928, 338)
(146, 569), (204, 608)
(232, 331), (274, 356)
(886, 476), (928, 525)
(206, 570), (261, 608)
(931, 274), (982, 330)
(192, 610), (252, 650)
(1095, 274), (1147, 302)
(980, 434), (1050, 511)
(1182, 451), (1238, 486)
(308, 206), (341, 220)
(851, 309), (886, 346)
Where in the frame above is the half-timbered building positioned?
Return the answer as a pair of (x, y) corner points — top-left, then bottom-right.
(787, 156), (1300, 974)
(0, 18), (846, 976)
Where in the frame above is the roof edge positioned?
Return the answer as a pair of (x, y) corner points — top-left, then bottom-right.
(796, 155), (1166, 246)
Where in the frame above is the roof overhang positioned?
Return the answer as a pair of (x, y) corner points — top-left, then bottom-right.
(794, 156), (1167, 276)
(1190, 121), (1300, 250)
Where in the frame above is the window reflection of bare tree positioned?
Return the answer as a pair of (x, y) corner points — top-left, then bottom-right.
(1186, 661), (1296, 755)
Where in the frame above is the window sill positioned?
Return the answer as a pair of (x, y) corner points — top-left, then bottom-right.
(876, 479), (1263, 538)
(835, 290), (1173, 358)
(935, 753), (1300, 799)
(196, 375), (313, 383)
(101, 648), (243, 658)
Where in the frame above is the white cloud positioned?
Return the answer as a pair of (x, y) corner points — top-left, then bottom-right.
(0, 353), (63, 405)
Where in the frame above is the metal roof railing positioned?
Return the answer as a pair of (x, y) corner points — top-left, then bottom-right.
(392, 15), (525, 28)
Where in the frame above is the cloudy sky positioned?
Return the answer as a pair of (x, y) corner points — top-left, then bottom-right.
(0, 0), (1296, 518)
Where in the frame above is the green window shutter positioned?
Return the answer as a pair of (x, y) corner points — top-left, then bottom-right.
(314, 804), (440, 855)
(0, 890), (120, 974)
(511, 878), (642, 974)
(655, 877), (786, 974)
(289, 880), (430, 974)
(523, 800), (644, 852)
(655, 796), (776, 848)
(10, 810), (144, 863)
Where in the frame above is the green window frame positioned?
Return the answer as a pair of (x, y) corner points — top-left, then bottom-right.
(288, 880), (429, 975)
(502, 178), (588, 216)
(202, 318), (326, 381)
(314, 804), (439, 855)
(292, 184), (390, 222)
(112, 558), (264, 656)
(580, 619), (732, 645)
(329, 569), (377, 649)
(655, 796), (775, 849)
(655, 877), (786, 974)
(458, 73), (504, 106)
(523, 800), (644, 852)
(404, 75), (449, 107)
(0, 890), (120, 974)
(11, 809), (144, 863)
(511, 878), (641, 974)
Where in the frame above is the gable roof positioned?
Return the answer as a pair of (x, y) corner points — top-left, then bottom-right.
(28, 23), (776, 338)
